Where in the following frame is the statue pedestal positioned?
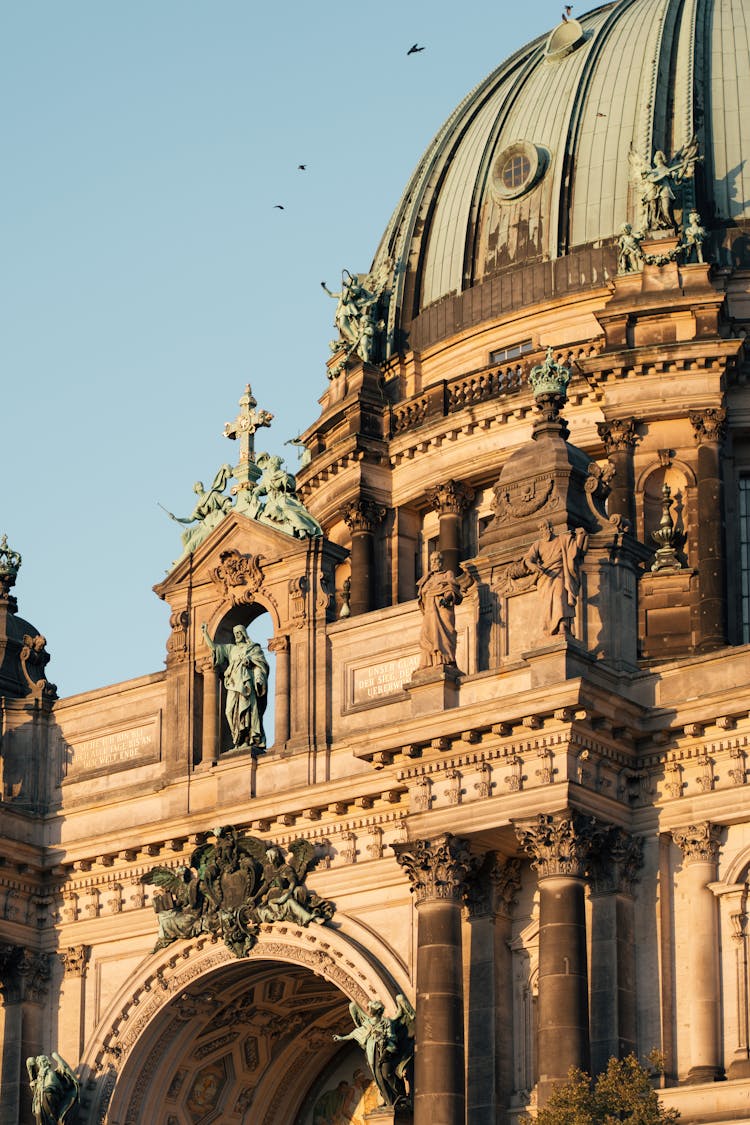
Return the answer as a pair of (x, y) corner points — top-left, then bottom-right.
(364, 1105), (412, 1124)
(406, 665), (460, 715)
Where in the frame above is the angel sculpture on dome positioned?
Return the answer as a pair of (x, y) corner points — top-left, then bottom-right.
(628, 136), (701, 233)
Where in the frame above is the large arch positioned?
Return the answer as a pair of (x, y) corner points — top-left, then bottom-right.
(80, 922), (407, 1124)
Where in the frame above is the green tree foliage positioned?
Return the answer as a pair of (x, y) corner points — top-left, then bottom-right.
(532, 1054), (680, 1125)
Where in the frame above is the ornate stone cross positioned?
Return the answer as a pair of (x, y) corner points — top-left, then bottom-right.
(223, 384), (274, 491)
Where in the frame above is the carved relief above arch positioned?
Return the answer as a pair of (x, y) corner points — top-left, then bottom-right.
(82, 923), (407, 1125)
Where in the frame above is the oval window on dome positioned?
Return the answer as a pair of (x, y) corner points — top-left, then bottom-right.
(492, 141), (545, 201)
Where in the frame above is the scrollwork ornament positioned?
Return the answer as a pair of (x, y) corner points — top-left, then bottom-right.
(393, 833), (476, 905)
(211, 549), (267, 605)
(672, 821), (722, 865)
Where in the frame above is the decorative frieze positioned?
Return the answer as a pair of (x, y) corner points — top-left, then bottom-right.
(394, 833), (475, 905)
(672, 821), (722, 865)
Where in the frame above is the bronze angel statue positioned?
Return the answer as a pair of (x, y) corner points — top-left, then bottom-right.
(26, 1053), (79, 1125)
(628, 136), (701, 232)
(333, 994), (415, 1108)
(141, 864), (204, 950)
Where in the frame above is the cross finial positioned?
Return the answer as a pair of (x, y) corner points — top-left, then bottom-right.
(223, 384), (274, 491)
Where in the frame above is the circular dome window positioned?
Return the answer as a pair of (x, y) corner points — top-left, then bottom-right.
(492, 141), (546, 200)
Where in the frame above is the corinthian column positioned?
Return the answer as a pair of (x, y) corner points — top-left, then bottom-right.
(267, 635), (290, 746)
(689, 409), (727, 649)
(198, 656), (220, 765)
(342, 498), (386, 615)
(427, 480), (475, 578)
(516, 813), (606, 1104)
(394, 834), (474, 1125)
(673, 822), (723, 1081)
(0, 945), (24, 1125)
(596, 417), (639, 526)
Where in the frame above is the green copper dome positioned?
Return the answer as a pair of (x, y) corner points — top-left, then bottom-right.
(372, 0), (750, 355)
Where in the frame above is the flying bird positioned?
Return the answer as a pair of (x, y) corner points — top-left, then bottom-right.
(298, 164), (307, 171)
(273, 204), (285, 210)
(407, 43), (425, 55)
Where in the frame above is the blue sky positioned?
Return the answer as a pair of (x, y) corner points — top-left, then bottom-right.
(3, 0), (562, 696)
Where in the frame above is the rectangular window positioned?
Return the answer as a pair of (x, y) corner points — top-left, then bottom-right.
(490, 339), (534, 364)
(740, 476), (750, 644)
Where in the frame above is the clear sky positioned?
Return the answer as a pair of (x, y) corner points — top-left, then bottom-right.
(3, 0), (564, 697)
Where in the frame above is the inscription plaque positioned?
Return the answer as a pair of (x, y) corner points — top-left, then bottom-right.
(67, 720), (160, 776)
(351, 653), (420, 706)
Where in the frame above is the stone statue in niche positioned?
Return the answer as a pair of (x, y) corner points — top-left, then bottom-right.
(628, 137), (701, 232)
(416, 550), (463, 668)
(512, 520), (588, 637)
(26, 1053), (79, 1125)
(202, 624), (269, 752)
(162, 464), (234, 556)
(333, 994), (415, 1108)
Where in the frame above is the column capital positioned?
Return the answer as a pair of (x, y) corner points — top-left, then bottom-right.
(588, 830), (644, 895)
(672, 821), (722, 865)
(0, 946), (51, 1002)
(341, 497), (387, 535)
(394, 833), (475, 905)
(427, 479), (475, 516)
(689, 407), (727, 445)
(267, 634), (290, 654)
(59, 945), (91, 978)
(596, 417), (640, 453)
(465, 853), (522, 919)
(514, 811), (609, 879)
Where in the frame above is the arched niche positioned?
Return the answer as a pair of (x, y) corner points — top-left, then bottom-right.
(202, 599), (278, 757)
(638, 461), (695, 567)
(82, 924), (408, 1125)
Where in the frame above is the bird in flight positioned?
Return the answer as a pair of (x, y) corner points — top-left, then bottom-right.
(273, 204), (285, 210)
(562, 4), (573, 19)
(407, 43), (425, 55)
(298, 164), (307, 171)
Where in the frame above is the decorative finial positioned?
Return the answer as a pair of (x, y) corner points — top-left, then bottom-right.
(529, 347), (571, 400)
(651, 483), (682, 572)
(0, 534), (22, 602)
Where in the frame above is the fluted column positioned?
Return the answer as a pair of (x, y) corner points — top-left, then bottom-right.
(689, 409), (727, 649)
(596, 417), (639, 526)
(464, 855), (521, 1124)
(199, 657), (220, 765)
(268, 635), (290, 746)
(58, 946), (90, 1063)
(588, 831), (643, 1072)
(673, 822), (723, 1081)
(395, 834), (473, 1125)
(342, 498), (386, 615)
(427, 480), (475, 578)
(516, 813), (606, 1104)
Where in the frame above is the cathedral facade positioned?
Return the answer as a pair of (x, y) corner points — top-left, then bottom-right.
(2, 1), (750, 1123)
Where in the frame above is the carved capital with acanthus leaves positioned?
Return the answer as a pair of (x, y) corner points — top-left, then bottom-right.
(689, 408), (727, 445)
(596, 417), (639, 453)
(672, 821), (722, 866)
(428, 479), (475, 517)
(211, 548), (267, 605)
(515, 811), (610, 879)
(393, 833), (476, 905)
(341, 498), (386, 535)
(60, 945), (90, 978)
(267, 634), (290, 654)
(588, 830), (643, 895)
(465, 853), (522, 918)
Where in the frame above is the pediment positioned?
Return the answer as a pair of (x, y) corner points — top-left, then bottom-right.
(153, 509), (346, 605)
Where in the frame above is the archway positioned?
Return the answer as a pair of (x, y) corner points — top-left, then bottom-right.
(82, 926), (405, 1125)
